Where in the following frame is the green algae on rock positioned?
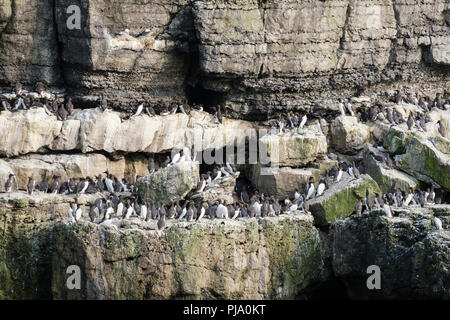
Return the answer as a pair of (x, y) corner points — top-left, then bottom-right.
(396, 137), (450, 191)
(363, 147), (418, 193)
(307, 174), (381, 226)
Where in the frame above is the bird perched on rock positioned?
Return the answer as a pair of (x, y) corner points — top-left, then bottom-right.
(4, 174), (15, 192)
(437, 120), (445, 137)
(27, 177), (35, 195)
(355, 197), (362, 215)
(157, 211), (166, 230)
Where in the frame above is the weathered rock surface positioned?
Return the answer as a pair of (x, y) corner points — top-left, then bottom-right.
(190, 173), (239, 204)
(363, 146), (419, 193)
(2, 154), (149, 190)
(249, 160), (338, 198)
(0, 192), (101, 299)
(1, 0), (447, 117)
(260, 128), (328, 167)
(333, 206), (450, 299)
(307, 174), (381, 226)
(0, 109), (255, 156)
(330, 116), (370, 154)
(138, 161), (200, 203)
(51, 213), (326, 299)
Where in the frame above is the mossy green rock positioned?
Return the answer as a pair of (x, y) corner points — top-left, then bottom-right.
(383, 127), (412, 155)
(396, 137), (450, 191)
(51, 214), (326, 299)
(363, 147), (418, 193)
(333, 206), (450, 299)
(307, 174), (381, 226)
(137, 161), (200, 203)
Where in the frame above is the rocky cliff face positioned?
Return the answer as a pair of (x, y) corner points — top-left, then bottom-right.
(1, 193), (448, 299)
(0, 1), (448, 116)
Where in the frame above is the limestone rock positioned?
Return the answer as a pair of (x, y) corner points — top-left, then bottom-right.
(330, 116), (370, 154)
(307, 174), (381, 226)
(0, 108), (255, 156)
(137, 161), (200, 203)
(51, 213), (326, 299)
(363, 147), (419, 193)
(250, 160), (338, 198)
(333, 206), (450, 299)
(0, 109), (62, 157)
(259, 128), (327, 168)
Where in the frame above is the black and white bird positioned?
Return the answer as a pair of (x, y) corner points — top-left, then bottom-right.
(27, 177), (35, 195)
(4, 174), (15, 192)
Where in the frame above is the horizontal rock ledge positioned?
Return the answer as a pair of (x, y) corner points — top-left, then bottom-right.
(0, 108), (256, 157)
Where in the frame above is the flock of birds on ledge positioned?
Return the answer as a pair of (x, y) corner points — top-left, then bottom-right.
(3, 155), (446, 231)
(268, 92), (448, 137)
(1, 82), (222, 122)
(0, 83), (448, 231)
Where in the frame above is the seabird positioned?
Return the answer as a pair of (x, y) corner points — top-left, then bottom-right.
(299, 114), (307, 129)
(383, 203), (392, 218)
(2, 99), (11, 111)
(355, 197), (362, 215)
(216, 200), (228, 219)
(57, 104), (68, 121)
(407, 113), (414, 130)
(89, 205), (98, 223)
(338, 99), (346, 116)
(105, 174), (115, 193)
(27, 177), (35, 195)
(99, 93), (108, 111)
(75, 204), (82, 222)
(49, 176), (61, 194)
(68, 203), (76, 223)
(346, 99), (355, 117)
(116, 197), (124, 218)
(15, 82), (23, 96)
(104, 202), (114, 222)
(65, 98), (74, 115)
(146, 106), (156, 117)
(132, 104), (144, 118)
(162, 156), (171, 168)
(316, 179), (326, 197)
(157, 211), (166, 230)
(437, 120), (445, 137)
(148, 158), (156, 174)
(76, 178), (89, 194)
(305, 178), (315, 200)
(4, 174), (15, 192)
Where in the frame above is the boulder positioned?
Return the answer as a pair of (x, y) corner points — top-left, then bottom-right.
(137, 161), (200, 203)
(259, 128), (327, 168)
(333, 206), (450, 299)
(250, 160), (338, 198)
(190, 173), (239, 204)
(0, 109), (62, 157)
(307, 174), (381, 226)
(363, 147), (419, 193)
(330, 116), (370, 154)
(395, 137), (450, 191)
